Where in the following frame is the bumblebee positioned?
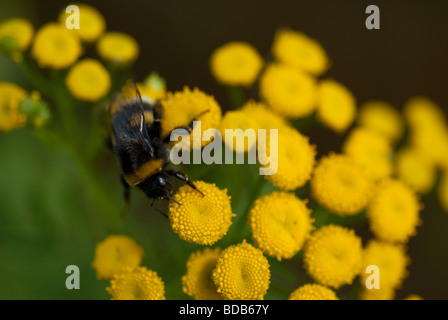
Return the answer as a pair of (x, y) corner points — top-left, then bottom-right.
(109, 82), (202, 216)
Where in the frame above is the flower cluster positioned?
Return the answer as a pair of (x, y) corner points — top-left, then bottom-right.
(93, 235), (165, 300)
(3, 4), (444, 300)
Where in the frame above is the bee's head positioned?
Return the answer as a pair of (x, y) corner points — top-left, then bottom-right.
(138, 172), (173, 200)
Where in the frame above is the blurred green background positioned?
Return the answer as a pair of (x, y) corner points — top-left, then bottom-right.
(1, 0), (447, 299)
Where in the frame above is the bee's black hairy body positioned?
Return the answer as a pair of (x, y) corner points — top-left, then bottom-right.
(109, 83), (202, 213)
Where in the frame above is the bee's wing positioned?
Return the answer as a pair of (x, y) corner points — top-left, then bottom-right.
(109, 81), (155, 157)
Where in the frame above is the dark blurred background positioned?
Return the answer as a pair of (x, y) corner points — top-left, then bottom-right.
(0, 0), (447, 299)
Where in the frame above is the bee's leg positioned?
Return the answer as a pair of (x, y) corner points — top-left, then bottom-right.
(152, 100), (164, 120)
(150, 198), (168, 219)
(120, 175), (131, 212)
(166, 169), (204, 197)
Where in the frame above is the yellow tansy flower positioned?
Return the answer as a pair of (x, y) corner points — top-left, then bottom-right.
(361, 240), (409, 289)
(358, 100), (403, 142)
(0, 18), (34, 60)
(367, 179), (421, 243)
(65, 58), (111, 102)
(289, 283), (339, 300)
(31, 23), (81, 69)
(303, 225), (363, 289)
(260, 63), (316, 119)
(404, 97), (448, 167)
(58, 4), (105, 42)
(97, 32), (139, 66)
(138, 72), (167, 101)
(409, 124), (448, 168)
(210, 42), (263, 86)
(438, 171), (448, 213)
(169, 181), (234, 245)
(182, 248), (223, 300)
(360, 287), (395, 300)
(311, 153), (374, 216)
(220, 100), (293, 153)
(220, 110), (259, 153)
(92, 235), (144, 280)
(316, 79), (356, 133)
(212, 240), (270, 300)
(404, 96), (446, 131)
(259, 126), (315, 190)
(249, 191), (313, 260)
(241, 100), (291, 134)
(161, 87), (222, 148)
(0, 82), (27, 131)
(404, 294), (423, 300)
(343, 127), (393, 181)
(396, 148), (436, 194)
(107, 266), (165, 300)
(272, 29), (329, 75)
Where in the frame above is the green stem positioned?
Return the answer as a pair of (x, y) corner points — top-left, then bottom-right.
(70, 149), (123, 232)
(311, 205), (367, 229)
(49, 70), (82, 149)
(226, 86), (245, 109)
(221, 166), (267, 246)
(292, 112), (317, 131)
(21, 60), (120, 231)
(31, 122), (122, 232)
(85, 106), (106, 160)
(18, 58), (51, 96)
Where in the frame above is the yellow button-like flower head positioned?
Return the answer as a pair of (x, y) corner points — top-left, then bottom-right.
(404, 294), (423, 300)
(107, 266), (165, 300)
(360, 286), (395, 300)
(212, 240), (270, 300)
(97, 32), (139, 66)
(367, 179), (421, 243)
(361, 240), (408, 289)
(31, 23), (81, 69)
(161, 87), (222, 148)
(272, 29), (329, 75)
(0, 18), (34, 60)
(241, 100), (291, 134)
(404, 96), (446, 131)
(311, 153), (374, 216)
(260, 126), (315, 191)
(358, 100), (403, 142)
(220, 110), (259, 153)
(289, 283), (339, 300)
(182, 248), (223, 300)
(249, 191), (313, 260)
(58, 4), (105, 42)
(66, 58), (111, 102)
(304, 225), (363, 289)
(316, 79), (356, 133)
(0, 82), (27, 131)
(92, 235), (144, 280)
(260, 63), (316, 118)
(343, 127), (393, 181)
(169, 181), (234, 245)
(396, 148), (436, 194)
(210, 42), (263, 86)
(138, 72), (167, 101)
